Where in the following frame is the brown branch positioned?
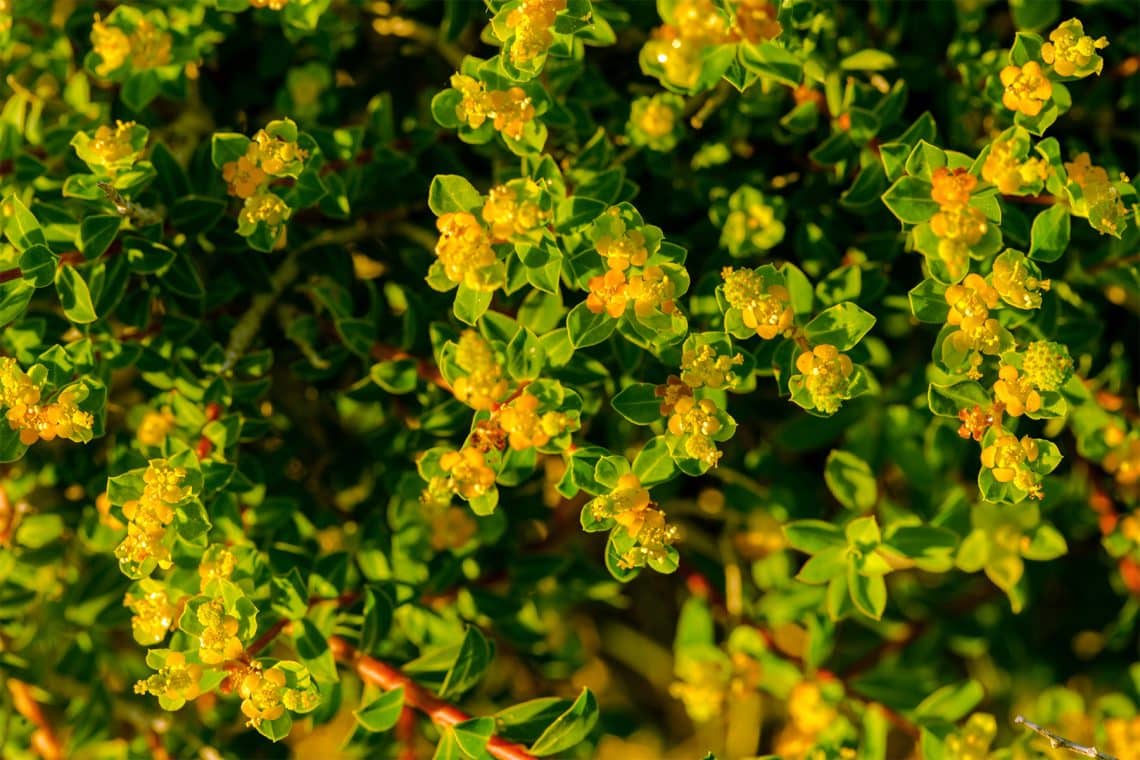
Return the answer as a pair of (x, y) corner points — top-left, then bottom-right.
(1001, 193), (1056, 205)
(243, 618), (291, 662)
(328, 636), (536, 760)
(7, 680), (62, 760)
(1015, 715), (1118, 759)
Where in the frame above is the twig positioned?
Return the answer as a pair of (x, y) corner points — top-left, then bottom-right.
(243, 618), (291, 662)
(7, 680), (62, 760)
(1014, 715), (1118, 760)
(328, 636), (536, 760)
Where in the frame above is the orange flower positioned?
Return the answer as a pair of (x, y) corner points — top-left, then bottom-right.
(992, 365), (1042, 417)
(999, 62), (1053, 116)
(930, 167), (977, 208)
(586, 269), (630, 318)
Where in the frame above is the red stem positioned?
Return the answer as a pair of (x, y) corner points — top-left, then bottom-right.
(328, 636), (536, 760)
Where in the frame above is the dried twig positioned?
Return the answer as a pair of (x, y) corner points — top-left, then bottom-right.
(1015, 715), (1118, 760)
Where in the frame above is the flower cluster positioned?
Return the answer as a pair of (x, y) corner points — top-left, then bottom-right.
(944, 714), (996, 760)
(439, 447), (497, 500)
(719, 186), (786, 256)
(133, 651), (202, 709)
(668, 397), (725, 468)
(451, 73), (535, 140)
(586, 211), (676, 319)
(125, 581), (181, 646)
(627, 93), (684, 152)
(195, 598), (244, 665)
(680, 344), (743, 390)
(0, 360), (94, 447)
(434, 212), (505, 291)
(451, 330), (510, 410)
(991, 249), (1050, 309)
(238, 663), (320, 728)
(793, 344), (855, 415)
(999, 61), (1053, 117)
(980, 433), (1042, 498)
(773, 681), (840, 756)
(1041, 18), (1108, 78)
(504, 0), (565, 65)
(944, 274), (1003, 361)
(981, 133), (1048, 194)
(220, 124), (306, 243)
(90, 10), (172, 77)
(114, 460), (192, 576)
(497, 392), (573, 451)
(138, 407), (176, 446)
(588, 474), (679, 569)
(1020, 340), (1072, 391)
(720, 267), (793, 340)
(642, 0), (781, 90)
(482, 180), (548, 242)
(1064, 152), (1127, 237)
(72, 120), (146, 176)
(929, 168), (987, 279)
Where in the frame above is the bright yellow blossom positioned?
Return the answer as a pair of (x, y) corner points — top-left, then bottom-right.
(1041, 19), (1108, 78)
(999, 61), (1053, 117)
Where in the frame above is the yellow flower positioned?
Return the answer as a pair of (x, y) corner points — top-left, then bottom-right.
(1105, 436), (1140, 488)
(222, 155), (268, 199)
(629, 94), (684, 151)
(452, 74), (490, 130)
(930, 205), (987, 247)
(451, 330), (509, 410)
(129, 17), (172, 70)
(6, 385), (94, 446)
(114, 460), (191, 574)
(655, 375), (694, 416)
(239, 667), (287, 727)
(505, 0), (565, 64)
(999, 62), (1053, 117)
(945, 274), (1000, 331)
(240, 192), (291, 228)
(481, 181), (547, 242)
(721, 267), (794, 340)
(626, 266), (677, 317)
(596, 220), (648, 271)
(1041, 19), (1108, 78)
(794, 344), (854, 414)
(982, 137), (1048, 194)
(138, 407), (175, 446)
(731, 0), (782, 44)
(930, 167), (977, 208)
(980, 434), (1039, 488)
(198, 545), (237, 589)
(84, 121), (143, 173)
(498, 392), (558, 451)
(0, 358), (41, 410)
(1105, 715), (1140, 760)
(788, 681), (838, 736)
(992, 365), (1041, 417)
(668, 397), (724, 467)
(434, 211), (503, 291)
(248, 129), (307, 175)
(945, 714), (997, 760)
(440, 447), (496, 500)
(586, 269), (630, 318)
(134, 652), (202, 707)
(1020, 340), (1072, 391)
(91, 14), (131, 76)
(680, 344), (744, 389)
(1065, 152), (1127, 237)
(196, 598), (244, 665)
(250, 0), (289, 9)
(125, 584), (180, 646)
(992, 250), (1050, 309)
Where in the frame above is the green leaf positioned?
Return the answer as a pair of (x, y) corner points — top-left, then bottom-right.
(270, 569), (308, 619)
(354, 687), (405, 732)
(439, 627), (493, 699)
(1022, 524), (1067, 561)
(171, 196), (226, 234)
(632, 436), (675, 486)
(881, 177), (938, 224)
(847, 564), (887, 620)
(840, 49), (897, 71)
(294, 619), (339, 684)
(784, 520), (845, 553)
(738, 42), (802, 87)
(824, 450), (877, 511)
(566, 301), (615, 348)
(371, 360), (418, 394)
(611, 383), (661, 425)
(804, 303), (876, 351)
(55, 266), (97, 324)
(453, 285), (492, 326)
(529, 688), (599, 756)
(914, 680), (984, 723)
(79, 215), (121, 259)
(908, 279), (949, 323)
(429, 175), (483, 215)
(1028, 204), (1070, 262)
(360, 586), (394, 655)
(494, 698), (573, 743)
(211, 132), (251, 169)
(928, 381), (990, 417)
(1009, 0), (1060, 32)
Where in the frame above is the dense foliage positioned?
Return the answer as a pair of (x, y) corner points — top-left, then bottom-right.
(1, 0), (1139, 758)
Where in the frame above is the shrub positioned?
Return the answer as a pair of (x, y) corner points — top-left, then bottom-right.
(1, 0), (1139, 758)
